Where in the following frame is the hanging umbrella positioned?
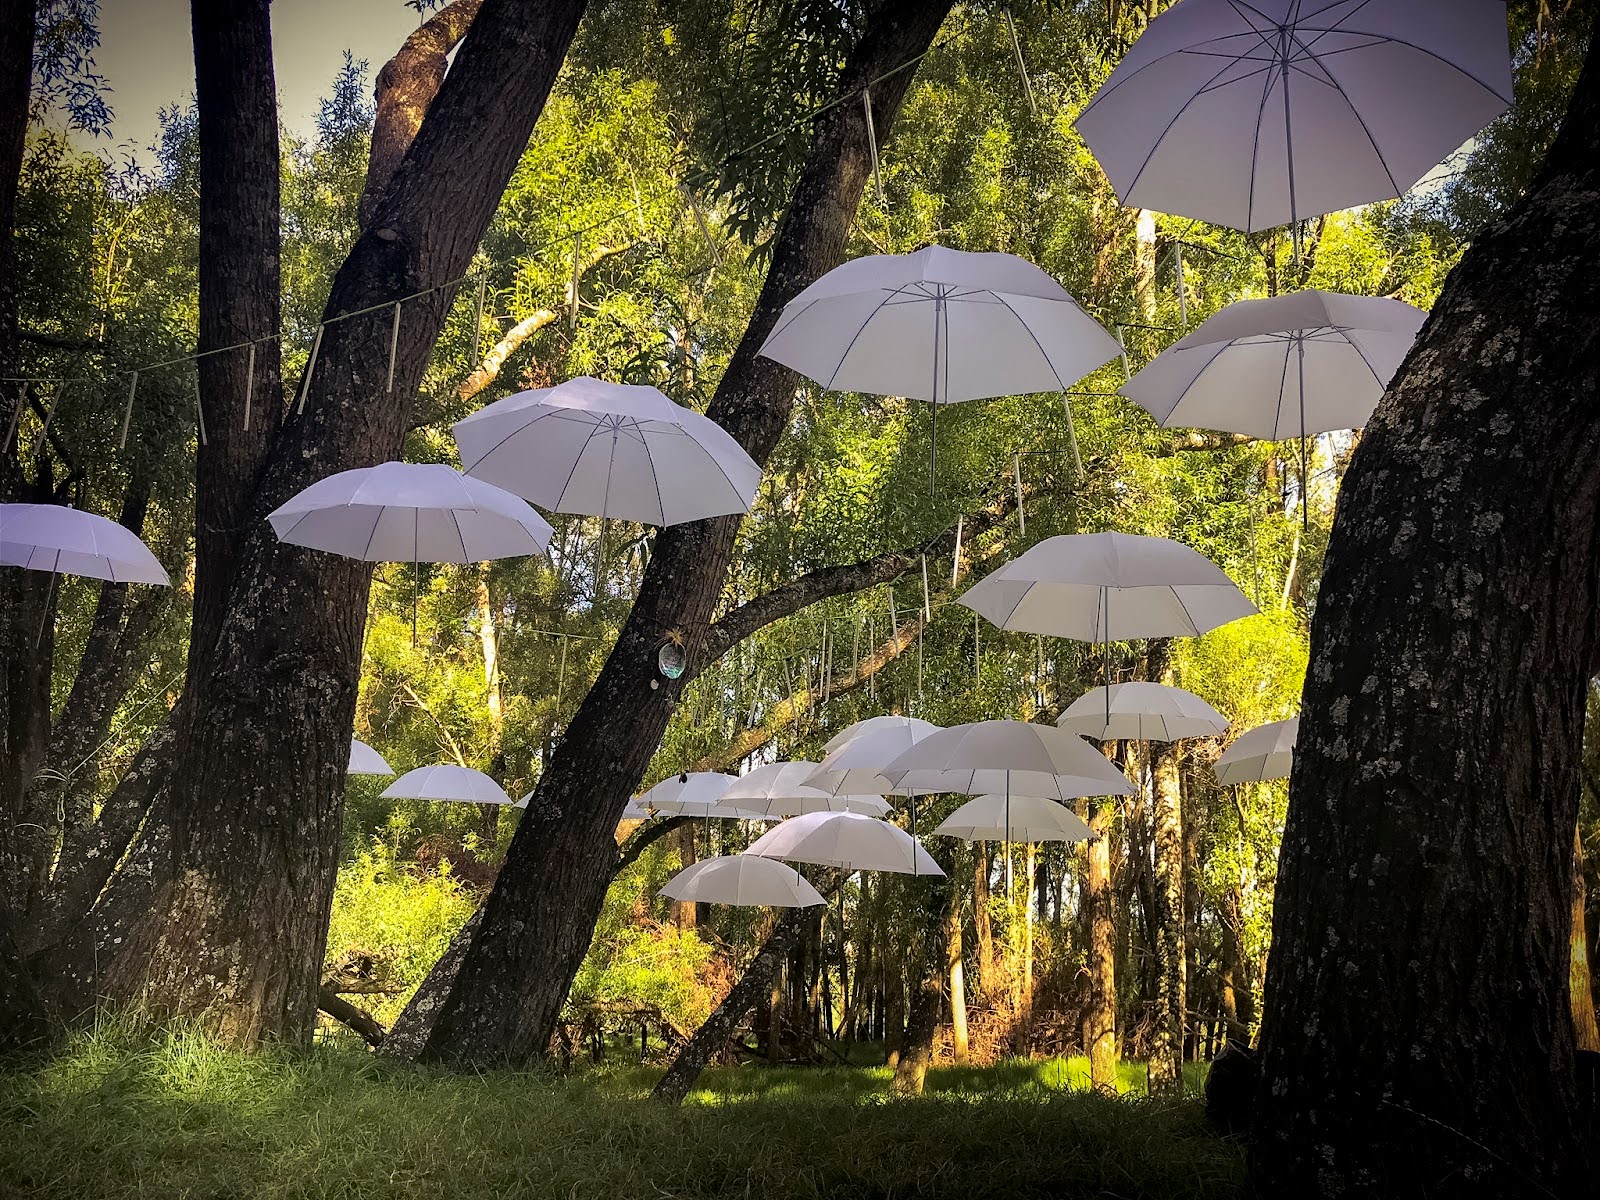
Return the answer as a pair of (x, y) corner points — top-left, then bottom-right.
(382, 765), (513, 805)
(515, 794), (651, 821)
(934, 794), (1094, 844)
(718, 761), (890, 819)
(267, 461), (552, 640)
(1213, 717), (1298, 785)
(1075, 0), (1513, 241)
(880, 720), (1133, 803)
(822, 714), (940, 755)
(758, 245), (1120, 489)
(0, 503), (169, 584)
(1057, 682), (1228, 743)
(806, 724), (945, 796)
(660, 855), (826, 908)
(745, 811), (944, 877)
(453, 377), (762, 526)
(347, 739), (394, 776)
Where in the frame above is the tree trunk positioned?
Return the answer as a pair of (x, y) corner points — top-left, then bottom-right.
(1147, 737), (1186, 1093)
(947, 884), (969, 1064)
(974, 841), (996, 998)
(1086, 794), (1118, 1093)
(414, 0), (955, 1067)
(1573, 828), (1599, 1052)
(892, 874), (952, 1096)
(1251, 42), (1600, 1197)
(668, 824), (699, 930)
(75, 0), (587, 1043)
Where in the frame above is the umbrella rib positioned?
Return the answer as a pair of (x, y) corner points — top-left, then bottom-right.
(1271, 335), (1295, 441)
(458, 408), (555, 474)
(1242, 26), (1279, 232)
(766, 295), (826, 343)
(553, 423), (603, 515)
(359, 507), (386, 562)
(823, 288), (920, 392)
(1121, 52), (1259, 202)
(449, 509), (471, 562)
(1144, 339), (1238, 427)
(991, 292), (1082, 392)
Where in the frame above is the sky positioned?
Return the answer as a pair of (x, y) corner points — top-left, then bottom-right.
(75, 0), (425, 162)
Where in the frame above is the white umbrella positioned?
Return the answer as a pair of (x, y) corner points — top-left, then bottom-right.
(880, 720), (1133, 803)
(382, 765), (512, 805)
(347, 739), (394, 776)
(637, 772), (767, 820)
(1075, 0), (1513, 239)
(1214, 717), (1298, 785)
(1123, 291), (1427, 440)
(514, 795), (650, 821)
(745, 811), (944, 877)
(0, 503), (169, 585)
(267, 462), (552, 639)
(660, 855), (826, 908)
(822, 714), (940, 755)
(1057, 682), (1229, 743)
(453, 377), (762, 526)
(719, 762), (890, 819)
(934, 794), (1094, 844)
(758, 245), (1120, 486)
(805, 725), (945, 797)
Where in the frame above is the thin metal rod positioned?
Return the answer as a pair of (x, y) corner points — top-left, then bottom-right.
(473, 272), (487, 360)
(195, 377), (207, 446)
(119, 371), (138, 448)
(296, 325), (323, 415)
(951, 515), (963, 587)
(3, 381), (24, 452)
(569, 231), (582, 330)
(1014, 453), (1025, 534)
(1004, 9), (1038, 117)
(242, 345), (255, 432)
(1062, 396), (1084, 475)
(1281, 32), (1302, 266)
(862, 87), (884, 205)
(1298, 337), (1309, 529)
(386, 301), (401, 392)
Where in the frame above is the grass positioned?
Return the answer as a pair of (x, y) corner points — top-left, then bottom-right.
(0, 1024), (1244, 1200)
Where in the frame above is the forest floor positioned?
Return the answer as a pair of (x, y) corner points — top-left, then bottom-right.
(0, 1024), (1245, 1199)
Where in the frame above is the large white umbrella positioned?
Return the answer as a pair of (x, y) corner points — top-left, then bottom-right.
(934, 794), (1094, 844)
(347, 739), (394, 776)
(1123, 291), (1427, 441)
(0, 503), (169, 585)
(805, 725), (945, 797)
(758, 245), (1120, 486)
(822, 714), (940, 755)
(453, 377), (762, 526)
(745, 811), (944, 877)
(638, 773), (770, 820)
(718, 761), (890, 819)
(880, 720), (1133, 804)
(267, 462), (552, 639)
(1057, 682), (1229, 743)
(660, 855), (826, 908)
(1214, 717), (1298, 785)
(382, 765), (512, 805)
(1075, 0), (1513, 238)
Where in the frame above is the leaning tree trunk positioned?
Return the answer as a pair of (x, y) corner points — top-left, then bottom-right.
(1251, 40), (1600, 1198)
(1574, 828), (1600, 1052)
(74, 0), (587, 1043)
(892, 874), (953, 1097)
(415, 0), (955, 1067)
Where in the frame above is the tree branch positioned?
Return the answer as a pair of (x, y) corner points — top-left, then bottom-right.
(318, 986), (387, 1047)
(615, 813), (690, 874)
(17, 330), (105, 352)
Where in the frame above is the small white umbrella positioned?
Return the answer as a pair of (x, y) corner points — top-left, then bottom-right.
(660, 855), (826, 908)
(514, 795), (650, 821)
(267, 462), (552, 639)
(1075, 0), (1513, 240)
(719, 762), (890, 819)
(347, 739), (394, 776)
(453, 377), (762, 526)
(804, 724), (946, 797)
(745, 811), (944, 877)
(1057, 682), (1229, 743)
(0, 503), (169, 585)
(382, 765), (512, 805)
(1214, 717), (1298, 785)
(934, 794), (1094, 844)
(822, 714), (940, 755)
(758, 245), (1120, 487)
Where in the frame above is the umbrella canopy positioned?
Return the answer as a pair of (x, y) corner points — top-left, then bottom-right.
(639, 772), (770, 820)
(1214, 717), (1299, 785)
(718, 761), (890, 818)
(0, 503), (169, 585)
(822, 714), (940, 755)
(453, 377), (762, 526)
(959, 532), (1255, 641)
(745, 811), (944, 876)
(1122, 291), (1427, 440)
(1057, 682), (1229, 743)
(268, 462), (551, 563)
(382, 765), (512, 805)
(805, 724), (945, 797)
(759, 245), (1120, 406)
(1075, 0), (1513, 232)
(660, 855), (826, 908)
(934, 794), (1095, 844)
(347, 739), (394, 776)
(880, 720), (1133, 803)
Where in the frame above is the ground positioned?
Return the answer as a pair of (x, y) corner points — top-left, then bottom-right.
(0, 1025), (1244, 1199)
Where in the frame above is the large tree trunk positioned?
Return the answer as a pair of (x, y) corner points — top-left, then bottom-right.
(1251, 42), (1600, 1197)
(974, 840), (996, 998)
(414, 0), (955, 1067)
(1573, 828), (1599, 1053)
(72, 0), (587, 1043)
(947, 884), (969, 1064)
(1085, 794), (1118, 1093)
(892, 874), (952, 1096)
(1147, 736), (1185, 1093)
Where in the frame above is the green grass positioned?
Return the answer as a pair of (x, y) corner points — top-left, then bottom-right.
(0, 1024), (1243, 1199)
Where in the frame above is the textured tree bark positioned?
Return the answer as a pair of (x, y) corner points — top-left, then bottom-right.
(1086, 794), (1118, 1093)
(75, 0), (588, 1044)
(317, 986), (387, 1047)
(415, 0), (955, 1067)
(1251, 41), (1600, 1197)
(892, 874), (952, 1096)
(1572, 828), (1599, 1053)
(1147, 736), (1185, 1094)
